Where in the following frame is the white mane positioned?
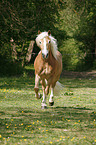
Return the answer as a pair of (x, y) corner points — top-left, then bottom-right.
(36, 32), (58, 59)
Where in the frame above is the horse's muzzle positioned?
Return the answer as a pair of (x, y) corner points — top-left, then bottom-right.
(42, 53), (49, 59)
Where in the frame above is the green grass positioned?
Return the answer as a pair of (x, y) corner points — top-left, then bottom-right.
(0, 72), (96, 145)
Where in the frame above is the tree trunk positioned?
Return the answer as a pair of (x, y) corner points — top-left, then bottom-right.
(26, 40), (35, 62)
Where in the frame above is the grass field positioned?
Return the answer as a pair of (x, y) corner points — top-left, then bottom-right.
(0, 69), (96, 145)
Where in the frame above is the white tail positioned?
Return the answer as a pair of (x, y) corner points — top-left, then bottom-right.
(54, 81), (64, 96)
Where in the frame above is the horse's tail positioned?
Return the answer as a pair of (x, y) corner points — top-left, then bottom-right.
(54, 81), (64, 96)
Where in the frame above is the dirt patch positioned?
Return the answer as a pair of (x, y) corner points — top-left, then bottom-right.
(61, 70), (96, 78)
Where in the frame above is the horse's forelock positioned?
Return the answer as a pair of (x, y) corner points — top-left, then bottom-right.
(36, 32), (47, 47)
(36, 32), (58, 59)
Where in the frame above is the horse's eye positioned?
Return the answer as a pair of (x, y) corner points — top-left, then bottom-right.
(39, 41), (41, 44)
(49, 40), (50, 43)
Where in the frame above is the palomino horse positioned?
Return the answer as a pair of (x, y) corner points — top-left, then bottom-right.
(34, 30), (62, 109)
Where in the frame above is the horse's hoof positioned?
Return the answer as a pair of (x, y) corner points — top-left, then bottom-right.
(41, 106), (47, 109)
(41, 103), (47, 109)
(36, 93), (42, 99)
(49, 101), (54, 106)
(39, 94), (42, 99)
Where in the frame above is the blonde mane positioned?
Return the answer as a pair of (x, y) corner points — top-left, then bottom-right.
(36, 32), (58, 59)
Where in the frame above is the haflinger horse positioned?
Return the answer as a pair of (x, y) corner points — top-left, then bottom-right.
(34, 30), (62, 109)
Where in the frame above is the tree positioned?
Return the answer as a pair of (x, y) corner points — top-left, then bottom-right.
(73, 0), (96, 69)
(0, 0), (64, 75)
(56, 0), (96, 70)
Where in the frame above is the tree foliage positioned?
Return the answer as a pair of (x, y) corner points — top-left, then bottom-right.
(0, 0), (63, 75)
(0, 0), (96, 75)
(56, 0), (96, 70)
(0, 0), (60, 44)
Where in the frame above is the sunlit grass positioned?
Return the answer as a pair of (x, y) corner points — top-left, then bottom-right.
(0, 74), (96, 145)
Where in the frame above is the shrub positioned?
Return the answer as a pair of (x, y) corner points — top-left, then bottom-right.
(60, 38), (84, 71)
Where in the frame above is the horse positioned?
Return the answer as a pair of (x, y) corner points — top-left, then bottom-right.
(34, 30), (62, 109)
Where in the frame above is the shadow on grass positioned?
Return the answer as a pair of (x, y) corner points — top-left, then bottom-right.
(0, 105), (96, 139)
(0, 75), (96, 91)
(0, 76), (35, 90)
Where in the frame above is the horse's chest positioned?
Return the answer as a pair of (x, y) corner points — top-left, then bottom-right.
(45, 65), (52, 73)
(40, 64), (53, 78)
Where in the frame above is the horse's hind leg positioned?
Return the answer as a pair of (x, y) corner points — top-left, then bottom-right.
(49, 87), (54, 106)
(34, 74), (42, 99)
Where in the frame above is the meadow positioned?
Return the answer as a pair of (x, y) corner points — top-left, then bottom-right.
(0, 68), (96, 145)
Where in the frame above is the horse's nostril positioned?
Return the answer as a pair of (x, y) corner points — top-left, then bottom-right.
(42, 53), (45, 59)
(46, 53), (48, 58)
(42, 53), (48, 59)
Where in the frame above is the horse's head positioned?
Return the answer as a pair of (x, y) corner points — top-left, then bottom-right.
(38, 30), (51, 59)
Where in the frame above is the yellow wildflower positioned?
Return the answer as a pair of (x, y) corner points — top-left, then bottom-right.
(71, 137), (75, 141)
(57, 140), (59, 142)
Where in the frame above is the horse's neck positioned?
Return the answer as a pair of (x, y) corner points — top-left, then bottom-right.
(48, 50), (53, 59)
(45, 50), (55, 63)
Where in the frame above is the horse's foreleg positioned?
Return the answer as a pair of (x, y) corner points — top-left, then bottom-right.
(45, 85), (49, 95)
(49, 88), (54, 106)
(41, 81), (47, 109)
(42, 87), (46, 104)
(34, 74), (41, 99)
(45, 80), (50, 95)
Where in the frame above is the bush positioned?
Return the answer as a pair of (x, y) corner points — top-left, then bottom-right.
(0, 60), (24, 76)
(60, 38), (84, 71)
(0, 43), (24, 76)
(93, 60), (96, 69)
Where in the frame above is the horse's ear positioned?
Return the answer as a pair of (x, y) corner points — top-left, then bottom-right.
(48, 30), (51, 36)
(38, 30), (41, 34)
